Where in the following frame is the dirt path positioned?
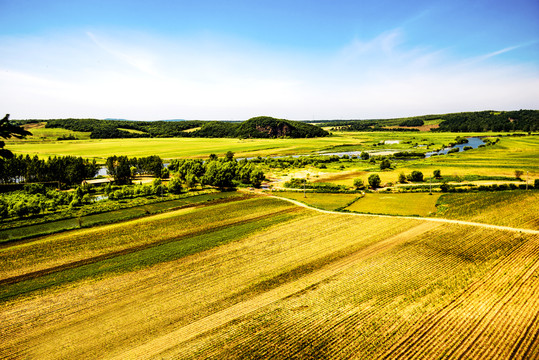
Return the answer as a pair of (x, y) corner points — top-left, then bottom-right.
(270, 196), (539, 235)
(110, 221), (437, 359)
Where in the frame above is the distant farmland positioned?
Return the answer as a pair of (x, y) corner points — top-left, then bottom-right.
(1, 196), (537, 359)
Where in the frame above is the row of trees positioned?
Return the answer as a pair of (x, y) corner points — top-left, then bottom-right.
(106, 155), (165, 184)
(44, 116), (329, 139)
(108, 152), (265, 189)
(0, 154), (98, 185)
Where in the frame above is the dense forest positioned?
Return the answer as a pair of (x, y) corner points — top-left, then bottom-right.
(316, 110), (538, 132)
(42, 116), (328, 139)
(0, 155), (98, 186)
(433, 110), (538, 132)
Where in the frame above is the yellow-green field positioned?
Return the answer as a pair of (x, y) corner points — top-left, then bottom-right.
(1, 196), (538, 359)
(435, 190), (539, 230)
(272, 191), (360, 210)
(345, 192), (441, 216)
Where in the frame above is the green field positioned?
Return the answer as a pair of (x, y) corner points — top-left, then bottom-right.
(0, 191), (245, 243)
(345, 192), (441, 216)
(1, 196), (538, 359)
(272, 191), (360, 210)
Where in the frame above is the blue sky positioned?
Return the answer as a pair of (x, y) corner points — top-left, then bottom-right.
(1, 0), (538, 120)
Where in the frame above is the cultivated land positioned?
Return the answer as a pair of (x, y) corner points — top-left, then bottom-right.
(1, 195), (538, 359)
(345, 192), (441, 216)
(2, 122), (539, 358)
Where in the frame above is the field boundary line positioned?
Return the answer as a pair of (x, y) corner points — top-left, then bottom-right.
(0, 193), (253, 248)
(269, 195), (539, 235)
(0, 207), (301, 287)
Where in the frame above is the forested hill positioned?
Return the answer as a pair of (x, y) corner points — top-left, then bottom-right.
(236, 116), (329, 138)
(42, 117), (329, 139)
(314, 110), (538, 132)
(434, 110), (538, 132)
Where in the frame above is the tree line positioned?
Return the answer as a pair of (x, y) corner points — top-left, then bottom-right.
(433, 110), (538, 132)
(0, 155), (98, 186)
(41, 116), (328, 139)
(107, 152), (265, 189)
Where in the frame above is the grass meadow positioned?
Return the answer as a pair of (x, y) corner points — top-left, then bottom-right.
(1, 196), (537, 359)
(345, 192), (441, 216)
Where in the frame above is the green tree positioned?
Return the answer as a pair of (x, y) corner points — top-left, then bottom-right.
(0, 114), (32, 159)
(360, 151), (369, 160)
(514, 170), (524, 180)
(398, 172), (406, 183)
(380, 159), (391, 170)
(353, 178), (365, 190)
(185, 173), (197, 189)
(203, 161), (236, 189)
(0, 199), (8, 219)
(368, 174), (381, 189)
(168, 176), (183, 194)
(250, 168), (265, 188)
(409, 171), (424, 182)
(433, 169), (441, 179)
(225, 151), (235, 162)
(106, 156), (132, 185)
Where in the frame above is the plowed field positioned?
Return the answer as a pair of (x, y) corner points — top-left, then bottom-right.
(1, 196), (537, 359)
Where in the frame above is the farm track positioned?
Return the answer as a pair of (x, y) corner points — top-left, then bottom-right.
(381, 232), (539, 359)
(111, 221), (438, 359)
(271, 195), (539, 234)
(0, 207), (300, 287)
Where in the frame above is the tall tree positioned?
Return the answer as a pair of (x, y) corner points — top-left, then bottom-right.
(0, 114), (31, 159)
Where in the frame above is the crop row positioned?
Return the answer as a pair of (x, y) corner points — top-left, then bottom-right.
(0, 196), (293, 281)
(0, 208), (421, 359)
(436, 190), (539, 230)
(382, 232), (539, 359)
(177, 226), (532, 359)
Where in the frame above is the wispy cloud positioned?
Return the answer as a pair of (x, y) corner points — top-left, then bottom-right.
(86, 31), (160, 77)
(0, 28), (537, 120)
(464, 42), (537, 65)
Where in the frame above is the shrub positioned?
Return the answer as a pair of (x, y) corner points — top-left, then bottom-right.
(433, 169), (441, 179)
(380, 159), (391, 170)
(353, 178), (365, 190)
(368, 174), (381, 189)
(398, 172), (406, 183)
(409, 171), (424, 182)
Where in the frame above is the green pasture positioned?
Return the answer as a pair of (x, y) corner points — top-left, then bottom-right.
(273, 191), (360, 211)
(345, 192), (441, 216)
(13, 123), (92, 140)
(6, 130), (502, 161)
(6, 134), (360, 161)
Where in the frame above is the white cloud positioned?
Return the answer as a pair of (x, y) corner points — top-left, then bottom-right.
(0, 29), (537, 120)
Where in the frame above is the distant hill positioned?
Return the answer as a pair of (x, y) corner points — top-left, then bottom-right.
(41, 116), (329, 139)
(314, 110), (539, 132)
(236, 116), (329, 138)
